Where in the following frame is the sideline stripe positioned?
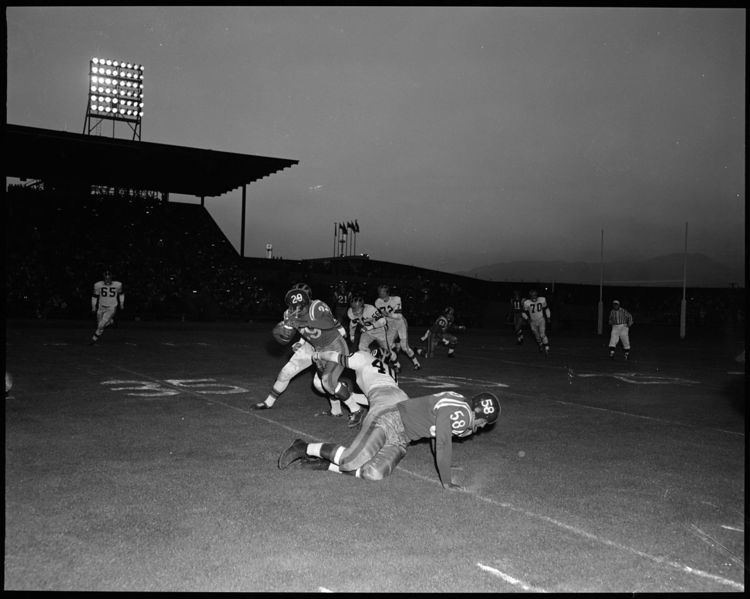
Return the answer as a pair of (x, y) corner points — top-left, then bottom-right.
(476, 562), (547, 592)
(105, 362), (745, 592)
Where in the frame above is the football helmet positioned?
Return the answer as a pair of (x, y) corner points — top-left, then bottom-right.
(350, 295), (365, 317)
(528, 289), (538, 301)
(103, 270), (113, 284)
(292, 282), (312, 297)
(444, 306), (455, 316)
(285, 287), (311, 318)
(470, 392), (501, 428)
(370, 346), (387, 361)
(377, 284), (390, 299)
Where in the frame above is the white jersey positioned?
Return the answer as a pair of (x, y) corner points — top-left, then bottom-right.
(522, 296), (549, 322)
(340, 350), (398, 395)
(93, 280), (124, 309)
(348, 303), (386, 337)
(375, 295), (404, 321)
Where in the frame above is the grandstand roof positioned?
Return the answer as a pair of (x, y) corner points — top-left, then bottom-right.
(3, 124), (299, 197)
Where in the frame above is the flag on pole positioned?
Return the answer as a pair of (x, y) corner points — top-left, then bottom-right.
(339, 222), (347, 235)
(354, 219), (360, 233)
(347, 221), (355, 231)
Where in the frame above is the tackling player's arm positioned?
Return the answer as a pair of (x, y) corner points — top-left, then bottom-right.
(118, 284), (125, 310)
(369, 308), (387, 330)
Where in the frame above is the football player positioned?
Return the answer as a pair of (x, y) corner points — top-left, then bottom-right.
(347, 295), (390, 357)
(278, 389), (501, 490)
(522, 289), (551, 355)
(331, 281), (352, 332)
(374, 284), (421, 371)
(510, 289), (526, 345)
(254, 284), (365, 427)
(417, 306), (458, 358)
(90, 269), (124, 344)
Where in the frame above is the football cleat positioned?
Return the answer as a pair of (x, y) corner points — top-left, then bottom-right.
(348, 408), (366, 428)
(278, 438), (308, 469)
(252, 401), (272, 410)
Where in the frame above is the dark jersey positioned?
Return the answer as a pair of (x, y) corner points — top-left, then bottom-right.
(430, 313), (454, 336)
(284, 299), (344, 349)
(397, 392), (473, 486)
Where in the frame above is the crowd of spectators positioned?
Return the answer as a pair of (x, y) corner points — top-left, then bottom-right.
(5, 183), (744, 332)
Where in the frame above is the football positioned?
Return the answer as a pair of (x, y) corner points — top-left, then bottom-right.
(272, 321), (296, 345)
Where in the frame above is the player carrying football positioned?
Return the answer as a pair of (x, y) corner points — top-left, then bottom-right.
(90, 269), (124, 344)
(254, 284), (365, 427)
(374, 284), (421, 371)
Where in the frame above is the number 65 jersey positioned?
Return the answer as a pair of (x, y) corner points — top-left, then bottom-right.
(93, 279), (123, 308)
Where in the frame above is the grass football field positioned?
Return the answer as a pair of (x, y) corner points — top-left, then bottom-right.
(4, 318), (745, 592)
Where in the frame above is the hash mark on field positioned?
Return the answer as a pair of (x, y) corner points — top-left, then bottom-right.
(721, 525), (744, 533)
(477, 562), (547, 592)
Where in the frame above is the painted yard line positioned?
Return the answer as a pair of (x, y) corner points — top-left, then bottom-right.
(720, 525), (744, 533)
(550, 398), (744, 438)
(476, 562), (547, 593)
(104, 362), (745, 592)
(490, 388), (744, 438)
(688, 524), (745, 569)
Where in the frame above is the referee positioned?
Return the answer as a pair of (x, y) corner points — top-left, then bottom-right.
(608, 300), (634, 360)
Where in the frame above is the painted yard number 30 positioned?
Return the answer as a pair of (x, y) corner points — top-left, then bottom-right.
(101, 378), (247, 397)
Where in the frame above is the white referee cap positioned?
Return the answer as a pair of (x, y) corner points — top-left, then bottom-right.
(612, 299), (620, 305)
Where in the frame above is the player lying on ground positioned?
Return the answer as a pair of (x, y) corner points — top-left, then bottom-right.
(278, 382), (501, 490)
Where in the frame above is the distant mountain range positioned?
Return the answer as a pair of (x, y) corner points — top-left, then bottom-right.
(460, 253), (744, 287)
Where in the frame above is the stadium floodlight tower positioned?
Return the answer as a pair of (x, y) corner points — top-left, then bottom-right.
(82, 57), (144, 140)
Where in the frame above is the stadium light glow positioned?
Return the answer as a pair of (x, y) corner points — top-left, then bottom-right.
(85, 56), (144, 132)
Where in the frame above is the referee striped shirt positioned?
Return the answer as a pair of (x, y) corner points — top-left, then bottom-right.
(608, 307), (633, 326)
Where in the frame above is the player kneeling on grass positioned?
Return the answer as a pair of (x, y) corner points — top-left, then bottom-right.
(278, 390), (500, 490)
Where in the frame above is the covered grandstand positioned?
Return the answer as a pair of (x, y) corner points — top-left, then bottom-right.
(4, 124), (744, 332)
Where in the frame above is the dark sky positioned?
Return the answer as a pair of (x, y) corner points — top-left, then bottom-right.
(6, 6), (745, 274)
